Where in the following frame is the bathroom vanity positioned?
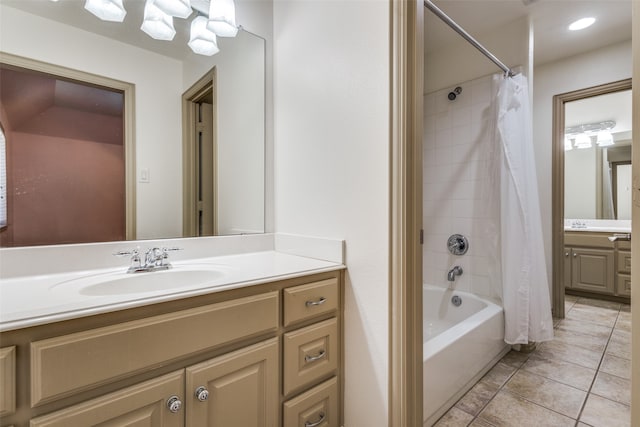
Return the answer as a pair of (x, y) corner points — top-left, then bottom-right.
(564, 230), (631, 301)
(0, 239), (345, 427)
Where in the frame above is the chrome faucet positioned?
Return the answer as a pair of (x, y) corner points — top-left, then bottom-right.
(447, 266), (463, 282)
(114, 247), (183, 273)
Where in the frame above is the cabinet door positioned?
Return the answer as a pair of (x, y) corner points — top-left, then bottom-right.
(185, 338), (278, 427)
(30, 371), (184, 427)
(571, 248), (615, 294)
(563, 247), (572, 289)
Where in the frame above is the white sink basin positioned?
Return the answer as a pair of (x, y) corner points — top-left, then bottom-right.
(51, 265), (227, 296)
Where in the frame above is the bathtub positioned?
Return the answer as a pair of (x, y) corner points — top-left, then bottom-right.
(423, 285), (509, 427)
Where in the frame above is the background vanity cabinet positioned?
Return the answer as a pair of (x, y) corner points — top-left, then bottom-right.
(0, 270), (343, 427)
(564, 232), (630, 300)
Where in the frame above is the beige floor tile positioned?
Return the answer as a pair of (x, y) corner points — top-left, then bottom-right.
(551, 328), (607, 353)
(620, 304), (630, 313)
(605, 337), (631, 360)
(478, 362), (516, 389)
(536, 339), (603, 369)
(611, 328), (631, 343)
(575, 298), (621, 311)
(499, 350), (530, 369)
(556, 318), (612, 339)
(434, 406), (474, 427)
(521, 355), (596, 391)
(565, 305), (618, 328)
(579, 394), (630, 427)
(455, 380), (499, 416)
(478, 390), (574, 427)
(617, 310), (631, 322)
(614, 318), (631, 332)
(599, 353), (631, 380)
(468, 419), (495, 427)
(503, 370), (586, 419)
(591, 372), (631, 405)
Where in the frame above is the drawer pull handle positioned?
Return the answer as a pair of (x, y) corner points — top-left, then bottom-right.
(305, 297), (327, 307)
(195, 386), (209, 402)
(305, 412), (326, 427)
(305, 349), (326, 363)
(166, 396), (182, 413)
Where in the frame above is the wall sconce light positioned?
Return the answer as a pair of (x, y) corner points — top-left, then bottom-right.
(188, 16), (219, 56)
(84, 0), (127, 22)
(596, 130), (614, 147)
(565, 120), (616, 150)
(153, 0), (193, 19)
(573, 134), (592, 149)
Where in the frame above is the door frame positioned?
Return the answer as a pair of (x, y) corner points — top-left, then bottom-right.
(389, 0), (424, 425)
(551, 78), (632, 318)
(182, 68), (218, 237)
(0, 52), (136, 240)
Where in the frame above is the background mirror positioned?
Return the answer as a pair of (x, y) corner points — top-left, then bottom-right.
(0, 0), (265, 247)
(564, 89), (632, 220)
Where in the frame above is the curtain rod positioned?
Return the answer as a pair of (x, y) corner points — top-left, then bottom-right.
(424, 0), (516, 77)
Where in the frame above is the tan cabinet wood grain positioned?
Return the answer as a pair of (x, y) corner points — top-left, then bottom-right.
(283, 377), (338, 427)
(30, 291), (278, 406)
(0, 346), (16, 417)
(185, 338), (278, 427)
(570, 248), (615, 294)
(283, 278), (338, 327)
(30, 370), (185, 427)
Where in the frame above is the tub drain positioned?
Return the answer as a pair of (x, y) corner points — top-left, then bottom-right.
(451, 295), (462, 307)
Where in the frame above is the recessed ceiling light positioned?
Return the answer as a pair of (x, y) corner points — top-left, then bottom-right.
(569, 17), (596, 31)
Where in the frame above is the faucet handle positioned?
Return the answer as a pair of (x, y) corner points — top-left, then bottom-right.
(162, 247), (184, 253)
(113, 248), (139, 258)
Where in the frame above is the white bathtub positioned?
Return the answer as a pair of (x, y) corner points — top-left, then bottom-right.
(423, 285), (509, 427)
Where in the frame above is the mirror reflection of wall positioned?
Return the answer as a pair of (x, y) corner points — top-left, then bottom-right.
(0, 1), (266, 247)
(564, 88), (632, 221)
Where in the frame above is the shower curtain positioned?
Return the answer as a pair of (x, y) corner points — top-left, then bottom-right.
(494, 73), (554, 345)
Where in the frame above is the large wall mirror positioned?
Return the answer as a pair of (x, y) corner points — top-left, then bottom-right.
(0, 0), (266, 247)
(564, 87), (632, 222)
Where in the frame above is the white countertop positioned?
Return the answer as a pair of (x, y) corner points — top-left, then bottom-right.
(0, 236), (345, 332)
(564, 219), (631, 233)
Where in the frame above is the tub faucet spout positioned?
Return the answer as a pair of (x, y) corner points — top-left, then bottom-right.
(447, 266), (463, 282)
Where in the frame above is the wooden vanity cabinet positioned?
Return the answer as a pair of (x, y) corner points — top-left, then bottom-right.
(564, 231), (630, 300)
(0, 270), (343, 427)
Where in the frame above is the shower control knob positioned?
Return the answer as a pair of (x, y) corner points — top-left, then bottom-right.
(447, 234), (469, 256)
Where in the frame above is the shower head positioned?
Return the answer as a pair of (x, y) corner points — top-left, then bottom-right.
(448, 86), (462, 101)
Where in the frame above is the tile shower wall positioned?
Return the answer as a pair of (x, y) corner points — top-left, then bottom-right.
(423, 74), (500, 300)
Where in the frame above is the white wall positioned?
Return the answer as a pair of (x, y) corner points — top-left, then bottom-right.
(564, 147), (597, 219)
(273, 0), (390, 424)
(532, 40), (632, 288)
(0, 5), (184, 240)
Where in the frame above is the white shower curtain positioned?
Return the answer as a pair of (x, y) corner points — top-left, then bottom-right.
(494, 73), (554, 345)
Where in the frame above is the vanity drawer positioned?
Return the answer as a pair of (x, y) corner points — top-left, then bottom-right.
(283, 278), (338, 327)
(31, 291), (278, 406)
(283, 318), (338, 396)
(616, 274), (631, 297)
(283, 377), (338, 427)
(0, 346), (16, 416)
(564, 232), (614, 249)
(617, 250), (631, 274)
(30, 370), (184, 427)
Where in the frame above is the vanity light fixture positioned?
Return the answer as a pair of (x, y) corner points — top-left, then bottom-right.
(141, 0), (177, 41)
(568, 17), (596, 31)
(207, 0), (239, 37)
(573, 134), (592, 149)
(188, 16), (220, 56)
(84, 0), (127, 22)
(152, 0), (193, 19)
(596, 130), (614, 147)
(564, 136), (573, 151)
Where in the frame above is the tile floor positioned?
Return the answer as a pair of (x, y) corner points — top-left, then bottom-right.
(434, 295), (632, 427)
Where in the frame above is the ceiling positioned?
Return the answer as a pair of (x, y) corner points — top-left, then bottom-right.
(425, 0), (632, 66)
(565, 89), (632, 140)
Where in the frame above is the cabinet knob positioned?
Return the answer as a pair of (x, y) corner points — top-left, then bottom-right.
(305, 412), (326, 427)
(195, 386), (209, 402)
(166, 396), (182, 413)
(565, 252), (569, 257)
(573, 253), (577, 258)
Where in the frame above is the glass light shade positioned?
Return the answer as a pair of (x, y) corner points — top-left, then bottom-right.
(153, 0), (192, 19)
(84, 0), (126, 22)
(207, 0), (238, 37)
(188, 16), (220, 56)
(596, 130), (614, 147)
(564, 136), (573, 151)
(141, 0), (176, 40)
(574, 133), (592, 149)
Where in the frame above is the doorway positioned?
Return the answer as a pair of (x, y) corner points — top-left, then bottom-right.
(183, 69), (217, 237)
